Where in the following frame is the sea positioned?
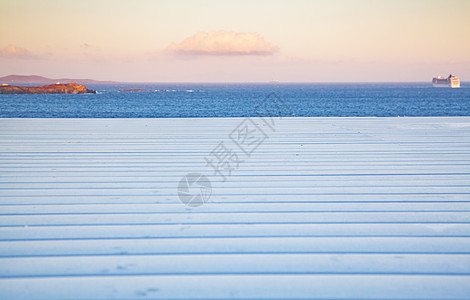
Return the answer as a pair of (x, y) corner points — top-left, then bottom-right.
(1, 82), (469, 118)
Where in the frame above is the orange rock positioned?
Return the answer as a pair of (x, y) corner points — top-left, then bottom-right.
(0, 83), (96, 94)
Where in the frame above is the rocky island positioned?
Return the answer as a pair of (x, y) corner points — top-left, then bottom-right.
(0, 83), (96, 94)
(119, 88), (153, 92)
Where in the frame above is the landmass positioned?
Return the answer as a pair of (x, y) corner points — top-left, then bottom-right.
(0, 74), (117, 84)
(0, 83), (96, 94)
(119, 89), (153, 92)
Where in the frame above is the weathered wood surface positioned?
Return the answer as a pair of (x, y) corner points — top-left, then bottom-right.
(0, 117), (469, 299)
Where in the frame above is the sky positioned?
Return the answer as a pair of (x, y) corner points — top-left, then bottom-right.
(0, 0), (469, 82)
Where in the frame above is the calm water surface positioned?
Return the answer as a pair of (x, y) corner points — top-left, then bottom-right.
(1, 83), (469, 118)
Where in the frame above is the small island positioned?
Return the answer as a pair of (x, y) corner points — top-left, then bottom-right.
(0, 83), (96, 94)
(119, 88), (152, 92)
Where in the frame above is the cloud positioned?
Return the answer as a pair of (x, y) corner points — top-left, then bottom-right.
(167, 31), (278, 56)
(0, 44), (40, 59)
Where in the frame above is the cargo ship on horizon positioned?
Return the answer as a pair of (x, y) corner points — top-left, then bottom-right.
(432, 74), (460, 88)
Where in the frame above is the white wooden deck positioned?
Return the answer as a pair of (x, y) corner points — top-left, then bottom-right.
(0, 117), (470, 299)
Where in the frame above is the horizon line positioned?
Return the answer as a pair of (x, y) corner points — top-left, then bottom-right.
(3, 81), (467, 84)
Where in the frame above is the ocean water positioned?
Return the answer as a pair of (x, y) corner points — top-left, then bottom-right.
(0, 82), (469, 118)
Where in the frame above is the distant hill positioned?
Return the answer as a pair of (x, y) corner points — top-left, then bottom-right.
(0, 75), (117, 84)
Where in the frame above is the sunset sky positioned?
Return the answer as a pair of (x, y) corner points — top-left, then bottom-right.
(1, 0), (469, 82)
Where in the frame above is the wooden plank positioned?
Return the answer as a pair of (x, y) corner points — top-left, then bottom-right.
(0, 223), (469, 241)
(1, 237), (470, 257)
(2, 254), (470, 277)
(0, 275), (469, 299)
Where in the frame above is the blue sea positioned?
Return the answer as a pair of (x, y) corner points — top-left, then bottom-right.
(1, 82), (469, 118)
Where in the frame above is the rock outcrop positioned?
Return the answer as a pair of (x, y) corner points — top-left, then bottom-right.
(119, 89), (152, 92)
(0, 83), (96, 94)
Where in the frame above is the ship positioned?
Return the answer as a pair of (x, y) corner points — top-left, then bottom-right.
(432, 74), (460, 88)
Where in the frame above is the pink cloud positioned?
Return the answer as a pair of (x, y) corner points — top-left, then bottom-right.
(167, 31), (278, 56)
(0, 44), (39, 59)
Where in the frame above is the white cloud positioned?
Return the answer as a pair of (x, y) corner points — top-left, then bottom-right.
(167, 31), (278, 56)
(0, 44), (39, 59)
